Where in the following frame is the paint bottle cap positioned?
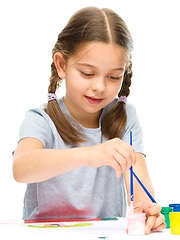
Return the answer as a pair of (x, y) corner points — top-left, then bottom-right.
(161, 207), (173, 214)
(169, 204), (180, 212)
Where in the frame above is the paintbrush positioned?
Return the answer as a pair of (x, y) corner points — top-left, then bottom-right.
(129, 130), (156, 204)
(132, 170), (157, 203)
(129, 131), (134, 213)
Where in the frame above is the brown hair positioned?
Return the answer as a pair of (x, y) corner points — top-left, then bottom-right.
(45, 7), (133, 144)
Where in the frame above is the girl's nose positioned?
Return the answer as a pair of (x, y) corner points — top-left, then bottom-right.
(91, 78), (106, 92)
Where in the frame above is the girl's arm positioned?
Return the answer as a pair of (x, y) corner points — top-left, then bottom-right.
(13, 137), (136, 183)
(13, 138), (87, 183)
(124, 153), (155, 207)
(124, 153), (166, 234)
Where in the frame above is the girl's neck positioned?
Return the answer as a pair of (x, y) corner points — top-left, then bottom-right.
(63, 97), (102, 129)
(76, 114), (101, 129)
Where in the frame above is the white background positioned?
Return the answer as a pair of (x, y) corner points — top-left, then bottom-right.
(0, 0), (179, 220)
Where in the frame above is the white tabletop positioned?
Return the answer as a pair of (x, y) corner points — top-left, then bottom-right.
(0, 218), (179, 240)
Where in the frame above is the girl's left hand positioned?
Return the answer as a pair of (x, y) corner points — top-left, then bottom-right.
(139, 203), (166, 234)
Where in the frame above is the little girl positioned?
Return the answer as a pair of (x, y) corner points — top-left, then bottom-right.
(13, 7), (165, 234)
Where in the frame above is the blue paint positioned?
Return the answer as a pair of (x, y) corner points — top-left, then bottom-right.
(98, 238), (108, 239)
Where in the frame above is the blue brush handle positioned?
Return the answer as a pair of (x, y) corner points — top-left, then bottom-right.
(130, 166), (133, 202)
(130, 131), (133, 203)
(132, 170), (157, 203)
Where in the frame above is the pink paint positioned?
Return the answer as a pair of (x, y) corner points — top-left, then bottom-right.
(127, 207), (146, 236)
(130, 205), (134, 214)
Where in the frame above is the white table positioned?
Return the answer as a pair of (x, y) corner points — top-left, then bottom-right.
(0, 218), (179, 240)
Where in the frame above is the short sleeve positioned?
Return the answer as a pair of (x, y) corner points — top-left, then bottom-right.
(121, 103), (145, 156)
(19, 108), (53, 149)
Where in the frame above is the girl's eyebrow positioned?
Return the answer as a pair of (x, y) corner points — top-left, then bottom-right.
(76, 63), (124, 71)
(76, 63), (96, 68)
(111, 67), (125, 71)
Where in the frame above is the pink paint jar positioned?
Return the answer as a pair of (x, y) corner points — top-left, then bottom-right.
(127, 212), (146, 235)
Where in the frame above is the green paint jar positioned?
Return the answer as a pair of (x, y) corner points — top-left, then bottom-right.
(161, 207), (173, 228)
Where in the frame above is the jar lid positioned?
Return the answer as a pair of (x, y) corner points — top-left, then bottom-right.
(161, 207), (173, 214)
(169, 204), (180, 208)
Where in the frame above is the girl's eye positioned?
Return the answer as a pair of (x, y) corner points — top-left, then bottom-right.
(81, 72), (94, 77)
(108, 76), (122, 80)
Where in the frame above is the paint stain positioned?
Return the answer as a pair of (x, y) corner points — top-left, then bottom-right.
(25, 223), (93, 228)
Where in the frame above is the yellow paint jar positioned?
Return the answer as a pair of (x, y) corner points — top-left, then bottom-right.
(170, 212), (180, 235)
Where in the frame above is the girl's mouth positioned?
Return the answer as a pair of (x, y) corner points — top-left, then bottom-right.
(85, 96), (104, 105)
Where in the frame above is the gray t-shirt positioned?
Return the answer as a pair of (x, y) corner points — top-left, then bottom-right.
(18, 97), (145, 220)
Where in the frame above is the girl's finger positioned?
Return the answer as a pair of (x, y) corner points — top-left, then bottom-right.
(111, 157), (122, 178)
(145, 215), (156, 235)
(116, 139), (137, 165)
(146, 204), (161, 216)
(113, 150), (127, 173)
(153, 222), (166, 232)
(114, 142), (134, 169)
(152, 213), (166, 230)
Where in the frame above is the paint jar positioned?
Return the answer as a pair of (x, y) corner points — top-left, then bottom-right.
(169, 212), (180, 235)
(161, 207), (173, 228)
(127, 212), (146, 235)
(169, 204), (180, 212)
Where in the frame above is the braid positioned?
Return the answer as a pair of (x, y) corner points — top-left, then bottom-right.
(45, 58), (85, 145)
(48, 62), (61, 94)
(119, 59), (132, 98)
(48, 40), (66, 94)
(101, 58), (133, 139)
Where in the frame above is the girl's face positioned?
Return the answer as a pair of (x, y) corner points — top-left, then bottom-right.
(63, 42), (128, 126)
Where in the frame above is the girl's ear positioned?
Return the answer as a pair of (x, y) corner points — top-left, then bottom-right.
(53, 52), (66, 79)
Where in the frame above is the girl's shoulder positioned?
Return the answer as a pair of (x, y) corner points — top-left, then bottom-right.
(19, 106), (55, 149)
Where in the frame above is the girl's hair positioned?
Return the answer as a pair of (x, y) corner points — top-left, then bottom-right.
(45, 7), (133, 145)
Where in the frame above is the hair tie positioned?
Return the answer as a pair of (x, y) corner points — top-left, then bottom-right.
(47, 93), (58, 102)
(117, 96), (127, 104)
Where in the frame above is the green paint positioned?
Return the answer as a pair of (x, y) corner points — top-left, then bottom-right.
(101, 217), (118, 221)
(26, 223), (93, 228)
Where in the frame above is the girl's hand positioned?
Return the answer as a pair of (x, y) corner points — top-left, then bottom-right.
(86, 138), (136, 178)
(139, 203), (166, 234)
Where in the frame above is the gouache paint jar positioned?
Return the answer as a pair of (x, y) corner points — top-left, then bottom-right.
(161, 207), (173, 228)
(169, 204), (180, 212)
(127, 212), (146, 235)
(170, 212), (180, 235)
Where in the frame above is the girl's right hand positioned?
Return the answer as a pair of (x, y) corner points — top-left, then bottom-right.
(86, 138), (137, 178)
